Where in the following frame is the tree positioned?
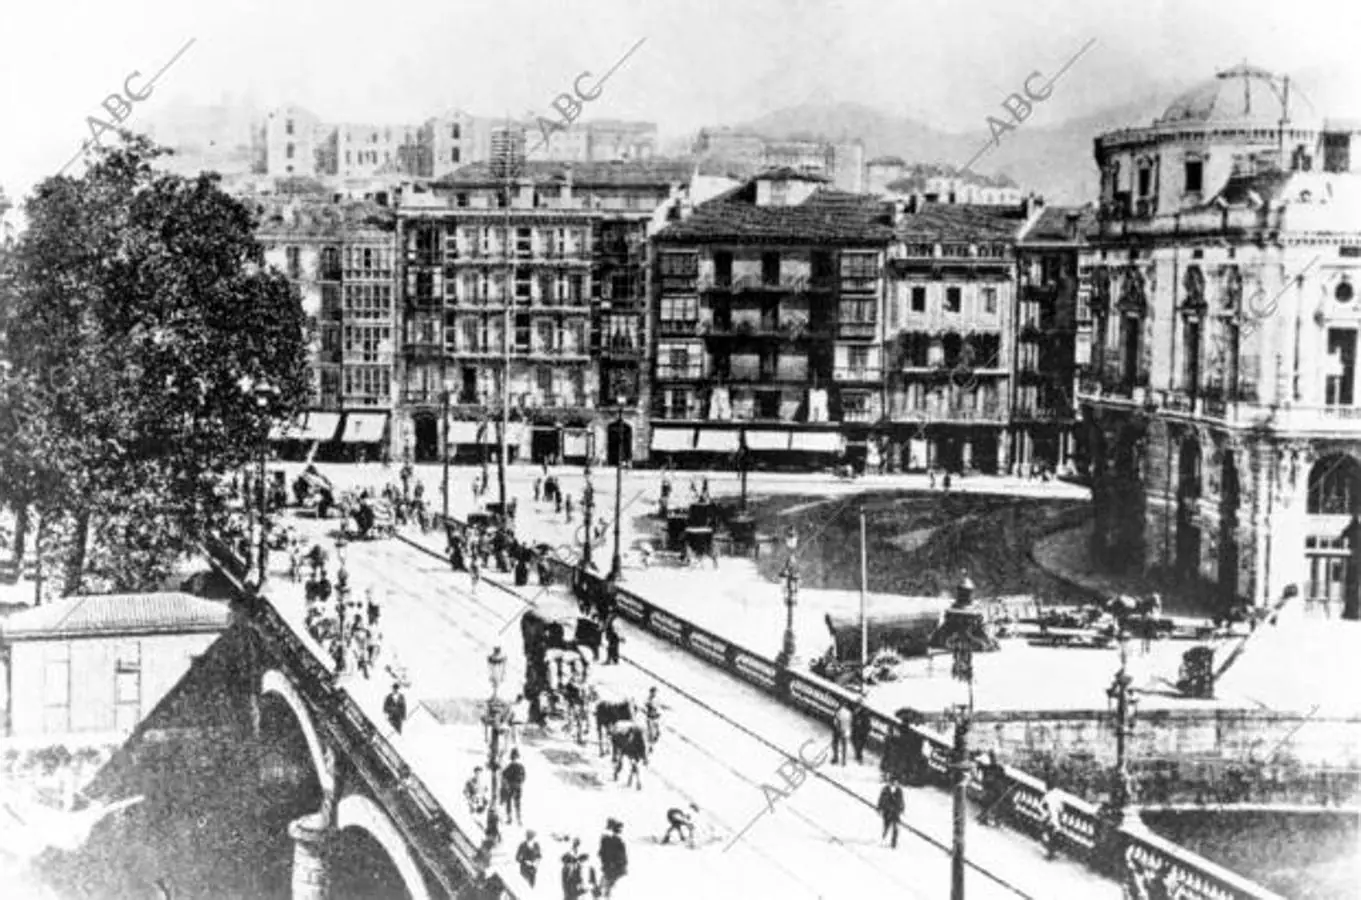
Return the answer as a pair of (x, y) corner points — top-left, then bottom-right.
(0, 134), (309, 596)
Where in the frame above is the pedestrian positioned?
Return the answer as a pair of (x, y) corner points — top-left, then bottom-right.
(508, 693), (529, 745)
(643, 687), (661, 748)
(565, 494), (574, 522)
(877, 778), (905, 848)
(850, 703), (871, 764)
(598, 819), (628, 898)
(977, 749), (1008, 826)
(502, 749), (526, 826)
(516, 830), (542, 887)
(534, 477), (542, 503)
(469, 552), (481, 591)
(1040, 781), (1064, 860)
(464, 765), (489, 815)
(383, 683), (407, 734)
(661, 803), (698, 847)
(555, 489), (564, 515)
(832, 703), (853, 765)
(560, 839), (588, 900)
(366, 588), (380, 627)
(604, 618), (622, 665)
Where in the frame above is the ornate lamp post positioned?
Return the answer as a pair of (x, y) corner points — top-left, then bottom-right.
(1104, 629), (1142, 832)
(609, 398), (626, 583)
(928, 571), (998, 900)
(775, 527), (800, 667)
(483, 645), (509, 851)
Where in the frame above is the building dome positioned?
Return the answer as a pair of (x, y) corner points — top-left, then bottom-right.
(1156, 64), (1318, 128)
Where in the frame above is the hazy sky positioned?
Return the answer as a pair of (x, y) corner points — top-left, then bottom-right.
(3, 0), (1359, 202)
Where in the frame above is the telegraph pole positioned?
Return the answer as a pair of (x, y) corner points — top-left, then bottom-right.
(496, 115), (514, 518)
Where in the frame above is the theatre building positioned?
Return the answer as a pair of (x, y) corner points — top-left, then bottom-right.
(1078, 64), (1361, 617)
(647, 169), (891, 468)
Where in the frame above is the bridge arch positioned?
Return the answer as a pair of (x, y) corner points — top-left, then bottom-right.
(261, 669), (335, 799)
(335, 792), (433, 900)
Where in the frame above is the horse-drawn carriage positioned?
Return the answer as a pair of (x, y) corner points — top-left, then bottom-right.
(293, 466), (337, 517)
(338, 492), (396, 540)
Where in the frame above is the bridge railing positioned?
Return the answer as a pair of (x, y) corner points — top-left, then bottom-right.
(435, 515), (1284, 900)
(202, 533), (527, 900)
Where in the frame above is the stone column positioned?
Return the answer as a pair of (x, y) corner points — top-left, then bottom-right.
(288, 811), (332, 900)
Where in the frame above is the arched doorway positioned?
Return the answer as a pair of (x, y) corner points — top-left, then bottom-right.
(413, 413), (439, 464)
(1218, 453), (1240, 611)
(1176, 438), (1202, 578)
(607, 420), (633, 466)
(1306, 454), (1361, 619)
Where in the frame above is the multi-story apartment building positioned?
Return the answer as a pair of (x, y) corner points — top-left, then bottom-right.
(882, 201), (1026, 473)
(420, 111), (492, 179)
(648, 169), (893, 468)
(256, 198), (397, 460)
(1078, 63), (1361, 618)
(263, 105), (330, 178)
(334, 122), (423, 180)
(395, 160), (692, 466)
(1013, 204), (1096, 474)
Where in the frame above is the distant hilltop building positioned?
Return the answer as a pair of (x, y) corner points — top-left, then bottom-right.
(692, 127), (864, 192)
(867, 157), (1022, 205)
(261, 107), (657, 183)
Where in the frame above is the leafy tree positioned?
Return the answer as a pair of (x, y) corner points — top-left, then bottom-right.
(0, 134), (309, 596)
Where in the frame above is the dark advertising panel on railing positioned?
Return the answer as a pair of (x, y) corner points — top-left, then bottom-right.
(423, 515), (1283, 900)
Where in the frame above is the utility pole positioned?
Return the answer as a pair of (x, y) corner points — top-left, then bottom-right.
(496, 116), (514, 519)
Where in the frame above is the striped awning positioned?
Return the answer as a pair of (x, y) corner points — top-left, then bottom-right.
(743, 430), (791, 452)
(650, 428), (695, 452)
(298, 412), (342, 443)
(695, 429), (740, 453)
(789, 431), (846, 454)
(340, 413), (389, 444)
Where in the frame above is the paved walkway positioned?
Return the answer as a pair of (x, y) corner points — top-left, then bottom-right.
(271, 512), (1119, 900)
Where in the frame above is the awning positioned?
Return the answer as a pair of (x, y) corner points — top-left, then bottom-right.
(789, 431), (846, 454)
(269, 416), (307, 441)
(563, 430), (589, 457)
(695, 429), (740, 453)
(298, 412), (342, 443)
(650, 428), (695, 452)
(447, 421), (487, 444)
(743, 430), (790, 452)
(340, 413), (389, 444)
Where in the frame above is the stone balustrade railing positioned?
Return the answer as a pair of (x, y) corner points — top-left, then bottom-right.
(432, 515), (1286, 900)
(202, 533), (528, 900)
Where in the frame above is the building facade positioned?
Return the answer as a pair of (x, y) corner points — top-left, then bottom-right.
(1078, 63), (1361, 617)
(0, 593), (227, 738)
(257, 198), (398, 459)
(881, 201), (1026, 473)
(394, 161), (691, 466)
(1013, 205), (1096, 473)
(648, 170), (892, 468)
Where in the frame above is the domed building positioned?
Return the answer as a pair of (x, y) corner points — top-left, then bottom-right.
(1077, 64), (1361, 620)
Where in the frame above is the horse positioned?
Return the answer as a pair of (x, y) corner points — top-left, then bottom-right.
(595, 699), (635, 756)
(609, 720), (648, 788)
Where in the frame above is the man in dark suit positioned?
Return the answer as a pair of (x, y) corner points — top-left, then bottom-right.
(877, 779), (905, 848)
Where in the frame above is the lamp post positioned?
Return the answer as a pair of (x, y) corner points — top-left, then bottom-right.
(1104, 629), (1142, 832)
(441, 389), (451, 522)
(483, 645), (509, 851)
(775, 527), (800, 667)
(609, 398), (626, 582)
(582, 474), (595, 572)
(927, 571), (998, 900)
(242, 376), (280, 587)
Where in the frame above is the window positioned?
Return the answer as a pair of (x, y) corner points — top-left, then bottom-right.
(714, 252), (733, 286)
(762, 252), (780, 286)
(660, 296), (698, 323)
(42, 643), (71, 734)
(945, 286), (962, 313)
(1137, 165), (1153, 198)
(285, 246), (301, 279)
(515, 267), (532, 302)
(982, 287), (998, 315)
(516, 228), (532, 256)
(286, 119), (294, 136)
(286, 143), (295, 160)
(657, 343), (701, 379)
(451, 124), (461, 140)
(840, 298), (875, 323)
(911, 286), (926, 313)
(451, 148), (461, 163)
(1182, 319), (1201, 391)
(1325, 329), (1356, 406)
(1184, 159), (1203, 194)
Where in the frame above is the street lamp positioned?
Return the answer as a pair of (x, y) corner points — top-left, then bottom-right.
(582, 476), (596, 572)
(928, 570), (998, 900)
(241, 376), (280, 587)
(609, 398), (626, 582)
(1103, 629), (1142, 832)
(483, 646), (509, 850)
(775, 527), (800, 667)
(441, 389), (451, 522)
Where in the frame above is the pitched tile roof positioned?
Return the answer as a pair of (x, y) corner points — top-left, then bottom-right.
(0, 592), (229, 641)
(1019, 205), (1098, 243)
(255, 199), (396, 237)
(655, 183), (895, 244)
(892, 203), (1028, 243)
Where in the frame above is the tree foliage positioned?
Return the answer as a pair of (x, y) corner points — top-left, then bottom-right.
(0, 134), (309, 596)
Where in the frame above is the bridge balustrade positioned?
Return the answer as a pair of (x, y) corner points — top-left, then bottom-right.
(435, 514), (1285, 900)
(202, 534), (526, 900)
